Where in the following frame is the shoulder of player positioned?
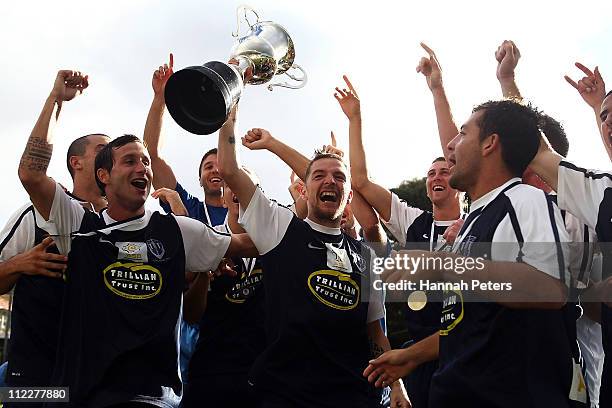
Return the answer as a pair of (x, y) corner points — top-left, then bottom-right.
(559, 160), (612, 181)
(503, 183), (551, 210)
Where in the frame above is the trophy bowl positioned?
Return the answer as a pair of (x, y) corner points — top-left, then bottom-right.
(165, 6), (307, 135)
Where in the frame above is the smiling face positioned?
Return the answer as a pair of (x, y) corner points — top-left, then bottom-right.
(426, 159), (457, 206)
(199, 153), (223, 196)
(97, 141), (153, 212)
(304, 157), (352, 225)
(601, 93), (612, 150)
(447, 111), (485, 193)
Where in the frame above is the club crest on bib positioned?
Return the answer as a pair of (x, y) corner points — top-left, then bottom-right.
(103, 262), (163, 300)
(307, 270), (360, 310)
(146, 239), (166, 260)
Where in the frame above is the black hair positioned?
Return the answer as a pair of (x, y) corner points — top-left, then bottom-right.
(95, 134), (141, 195)
(198, 148), (218, 179)
(431, 156), (447, 164)
(304, 150), (347, 181)
(66, 133), (109, 179)
(472, 100), (541, 177)
(538, 113), (569, 157)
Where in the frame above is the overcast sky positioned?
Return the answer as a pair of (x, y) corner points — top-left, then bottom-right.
(1, 0), (611, 223)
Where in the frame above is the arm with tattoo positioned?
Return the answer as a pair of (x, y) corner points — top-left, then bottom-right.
(18, 70), (88, 220)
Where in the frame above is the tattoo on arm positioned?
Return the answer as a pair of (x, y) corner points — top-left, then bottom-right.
(228, 135), (236, 144)
(19, 137), (53, 173)
(369, 337), (385, 359)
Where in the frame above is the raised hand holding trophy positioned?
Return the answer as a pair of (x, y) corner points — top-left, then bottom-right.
(165, 5), (307, 135)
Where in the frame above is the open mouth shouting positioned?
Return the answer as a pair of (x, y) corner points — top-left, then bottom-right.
(319, 190), (339, 203)
(131, 178), (148, 192)
(432, 184), (446, 192)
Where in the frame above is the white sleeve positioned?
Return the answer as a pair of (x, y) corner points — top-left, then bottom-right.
(0, 204), (37, 260)
(557, 161), (612, 230)
(238, 187), (294, 255)
(33, 183), (86, 255)
(492, 191), (570, 283)
(381, 193), (425, 246)
(174, 215), (231, 272)
(367, 247), (385, 323)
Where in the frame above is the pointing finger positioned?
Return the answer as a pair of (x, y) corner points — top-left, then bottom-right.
(564, 75), (580, 90)
(575, 62), (594, 78)
(330, 131), (337, 147)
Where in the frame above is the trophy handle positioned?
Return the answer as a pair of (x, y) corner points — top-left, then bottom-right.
(267, 64), (308, 91)
(232, 5), (261, 38)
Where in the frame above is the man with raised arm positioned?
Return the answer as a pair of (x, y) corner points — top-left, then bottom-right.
(217, 103), (408, 407)
(0, 129), (109, 392)
(365, 98), (577, 407)
(495, 40), (602, 407)
(143, 53), (228, 226)
(339, 70), (459, 408)
(18, 70), (255, 407)
(529, 89), (612, 408)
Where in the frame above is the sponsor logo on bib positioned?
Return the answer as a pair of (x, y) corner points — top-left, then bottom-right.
(307, 270), (360, 310)
(116, 241), (148, 262)
(103, 262), (162, 300)
(225, 268), (263, 303)
(439, 289), (464, 335)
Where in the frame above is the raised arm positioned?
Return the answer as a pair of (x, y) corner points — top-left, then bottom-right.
(19, 70), (88, 220)
(417, 43), (459, 160)
(495, 40), (522, 99)
(242, 128), (310, 180)
(335, 75), (393, 221)
(288, 171), (308, 219)
(143, 53), (179, 190)
(217, 106), (257, 209)
(564, 62), (610, 160)
(529, 137), (563, 191)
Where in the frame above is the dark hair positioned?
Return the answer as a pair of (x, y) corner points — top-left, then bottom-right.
(66, 133), (109, 179)
(198, 148), (218, 179)
(538, 113), (569, 157)
(304, 150), (347, 181)
(431, 156), (447, 164)
(472, 100), (541, 177)
(606, 90), (612, 98)
(95, 134), (141, 195)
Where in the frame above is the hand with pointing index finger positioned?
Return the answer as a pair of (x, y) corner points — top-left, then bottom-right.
(334, 75), (361, 121)
(564, 62), (606, 110)
(322, 131), (345, 157)
(416, 42), (443, 91)
(152, 53), (174, 98)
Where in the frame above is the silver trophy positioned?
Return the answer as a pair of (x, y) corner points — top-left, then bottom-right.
(165, 5), (307, 135)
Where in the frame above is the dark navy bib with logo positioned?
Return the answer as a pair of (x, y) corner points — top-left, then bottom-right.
(2, 206), (64, 388)
(431, 183), (576, 408)
(188, 257), (265, 379)
(249, 216), (379, 408)
(50, 211), (184, 408)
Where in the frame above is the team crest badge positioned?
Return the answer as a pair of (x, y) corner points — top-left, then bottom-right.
(146, 239), (165, 260)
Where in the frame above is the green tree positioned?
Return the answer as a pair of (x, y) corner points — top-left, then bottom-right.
(390, 177), (432, 212)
